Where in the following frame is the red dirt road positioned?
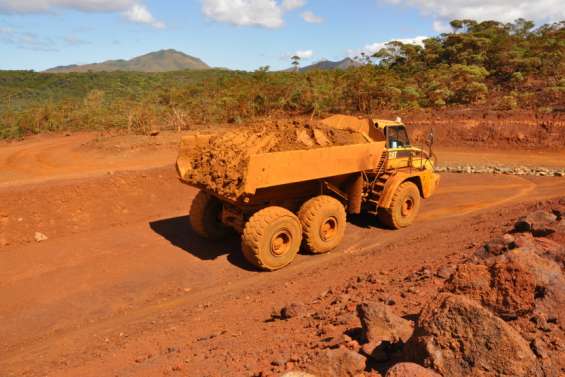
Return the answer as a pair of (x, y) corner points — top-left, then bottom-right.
(1, 134), (564, 377)
(0, 132), (177, 187)
(2, 132), (564, 187)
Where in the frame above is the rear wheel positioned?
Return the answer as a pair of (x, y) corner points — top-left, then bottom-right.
(241, 207), (302, 271)
(379, 181), (421, 229)
(299, 195), (347, 254)
(189, 191), (230, 240)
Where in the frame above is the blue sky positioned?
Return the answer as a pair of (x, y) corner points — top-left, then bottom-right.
(0, 0), (563, 71)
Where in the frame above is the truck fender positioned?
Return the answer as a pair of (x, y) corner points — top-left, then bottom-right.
(379, 171), (439, 209)
(378, 173), (416, 209)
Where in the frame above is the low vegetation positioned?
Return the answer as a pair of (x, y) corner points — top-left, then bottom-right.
(1, 19), (563, 139)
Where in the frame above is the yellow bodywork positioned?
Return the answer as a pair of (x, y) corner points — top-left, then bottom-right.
(177, 115), (439, 209)
(243, 142), (385, 195)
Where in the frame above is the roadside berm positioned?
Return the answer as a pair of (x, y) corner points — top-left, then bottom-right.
(274, 199), (565, 377)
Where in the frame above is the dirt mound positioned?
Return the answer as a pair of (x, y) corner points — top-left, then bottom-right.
(445, 260), (536, 320)
(407, 293), (541, 377)
(185, 119), (367, 198)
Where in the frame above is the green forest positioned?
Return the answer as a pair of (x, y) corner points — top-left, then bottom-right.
(0, 19), (563, 139)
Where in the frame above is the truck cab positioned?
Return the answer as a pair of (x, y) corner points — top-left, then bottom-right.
(373, 119), (435, 171)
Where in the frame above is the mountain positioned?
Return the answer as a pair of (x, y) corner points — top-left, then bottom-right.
(299, 58), (362, 72)
(45, 49), (210, 73)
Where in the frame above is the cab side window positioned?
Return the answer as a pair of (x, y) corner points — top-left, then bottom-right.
(386, 126), (410, 148)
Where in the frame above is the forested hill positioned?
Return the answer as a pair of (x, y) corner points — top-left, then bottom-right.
(1, 19), (563, 139)
(366, 19), (564, 107)
(45, 49), (210, 73)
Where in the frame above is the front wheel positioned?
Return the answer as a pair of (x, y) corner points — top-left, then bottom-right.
(241, 207), (302, 271)
(379, 181), (421, 229)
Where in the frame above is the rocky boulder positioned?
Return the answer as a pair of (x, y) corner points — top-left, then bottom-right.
(501, 248), (565, 323)
(280, 303), (306, 319)
(385, 363), (441, 377)
(445, 259), (536, 320)
(532, 236), (565, 269)
(514, 210), (558, 237)
(356, 302), (414, 344)
(306, 347), (366, 377)
(406, 293), (541, 377)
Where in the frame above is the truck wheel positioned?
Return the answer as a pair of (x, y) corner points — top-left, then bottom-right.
(379, 181), (421, 229)
(241, 207), (302, 271)
(190, 191), (230, 240)
(298, 195), (346, 254)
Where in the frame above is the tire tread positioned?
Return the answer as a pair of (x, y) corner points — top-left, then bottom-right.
(378, 181), (420, 229)
(298, 195), (346, 254)
(242, 206), (300, 270)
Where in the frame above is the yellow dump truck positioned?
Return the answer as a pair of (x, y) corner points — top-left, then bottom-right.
(177, 115), (440, 271)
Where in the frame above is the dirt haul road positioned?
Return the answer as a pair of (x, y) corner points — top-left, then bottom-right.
(0, 135), (564, 377)
(1, 170), (564, 377)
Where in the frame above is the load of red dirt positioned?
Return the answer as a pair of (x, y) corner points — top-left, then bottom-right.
(184, 119), (367, 199)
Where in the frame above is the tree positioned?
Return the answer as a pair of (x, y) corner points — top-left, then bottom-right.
(291, 55), (301, 72)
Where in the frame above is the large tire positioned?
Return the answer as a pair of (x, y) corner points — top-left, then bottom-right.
(241, 206), (302, 271)
(298, 195), (346, 254)
(189, 191), (230, 240)
(379, 181), (421, 229)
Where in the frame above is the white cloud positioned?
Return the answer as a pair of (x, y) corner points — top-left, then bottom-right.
(294, 49), (313, 59)
(348, 36), (428, 58)
(0, 0), (134, 13)
(123, 4), (164, 28)
(281, 49), (314, 61)
(301, 10), (322, 23)
(202, 0), (284, 28)
(383, 0), (565, 24)
(281, 0), (306, 11)
(202, 0), (311, 28)
(0, 0), (165, 28)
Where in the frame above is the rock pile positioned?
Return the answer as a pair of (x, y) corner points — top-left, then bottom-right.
(435, 165), (565, 177)
(283, 200), (565, 377)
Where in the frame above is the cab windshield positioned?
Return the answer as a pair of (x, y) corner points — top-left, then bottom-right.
(386, 126), (410, 148)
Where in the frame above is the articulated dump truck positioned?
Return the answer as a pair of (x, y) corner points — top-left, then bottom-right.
(176, 115), (440, 271)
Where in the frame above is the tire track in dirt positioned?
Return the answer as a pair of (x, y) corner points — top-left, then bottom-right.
(419, 175), (537, 222)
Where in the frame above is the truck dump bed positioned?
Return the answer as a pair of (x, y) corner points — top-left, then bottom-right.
(242, 142), (385, 194)
(177, 132), (386, 198)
